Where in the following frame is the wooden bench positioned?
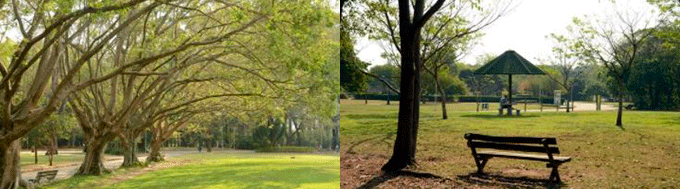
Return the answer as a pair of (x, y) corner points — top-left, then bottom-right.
(464, 133), (571, 182)
(28, 170), (58, 184)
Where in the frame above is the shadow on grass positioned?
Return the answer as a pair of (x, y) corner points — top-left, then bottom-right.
(457, 172), (566, 189)
(357, 170), (448, 189)
(460, 114), (541, 119)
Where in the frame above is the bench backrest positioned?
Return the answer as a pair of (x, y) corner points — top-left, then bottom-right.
(464, 133), (560, 154)
(36, 170), (58, 182)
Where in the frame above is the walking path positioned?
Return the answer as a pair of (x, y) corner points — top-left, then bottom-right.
(21, 150), (198, 183)
(527, 101), (618, 112)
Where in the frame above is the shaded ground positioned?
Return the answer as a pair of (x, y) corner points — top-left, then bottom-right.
(341, 153), (462, 189)
(341, 153), (568, 189)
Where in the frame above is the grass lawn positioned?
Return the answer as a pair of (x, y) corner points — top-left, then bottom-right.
(20, 152), (85, 166)
(43, 151), (339, 189)
(341, 99), (680, 188)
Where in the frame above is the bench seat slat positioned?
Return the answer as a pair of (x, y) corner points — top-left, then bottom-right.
(477, 150), (571, 162)
(465, 133), (557, 144)
(470, 141), (560, 154)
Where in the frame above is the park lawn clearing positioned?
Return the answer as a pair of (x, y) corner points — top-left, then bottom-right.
(43, 151), (339, 189)
(20, 150), (123, 173)
(20, 152), (84, 167)
(341, 99), (680, 188)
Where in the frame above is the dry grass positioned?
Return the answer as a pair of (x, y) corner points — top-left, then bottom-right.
(341, 99), (680, 188)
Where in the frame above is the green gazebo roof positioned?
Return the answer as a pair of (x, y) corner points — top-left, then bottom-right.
(473, 50), (546, 75)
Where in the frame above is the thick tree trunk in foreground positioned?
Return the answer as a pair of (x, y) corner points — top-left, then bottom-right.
(0, 140), (28, 189)
(382, 0), (445, 172)
(76, 138), (109, 175)
(383, 23), (420, 172)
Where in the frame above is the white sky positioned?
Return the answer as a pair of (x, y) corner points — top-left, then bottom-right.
(355, 0), (660, 67)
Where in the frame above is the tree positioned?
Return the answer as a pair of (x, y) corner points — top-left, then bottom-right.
(570, 7), (656, 126)
(627, 28), (680, 110)
(357, 0), (511, 119)
(340, 30), (369, 93)
(0, 1), (156, 187)
(343, 0), (513, 170)
(541, 33), (588, 112)
(367, 64), (401, 102)
(376, 0), (446, 171)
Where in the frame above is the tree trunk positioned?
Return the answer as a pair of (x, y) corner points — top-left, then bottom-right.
(566, 95), (570, 113)
(437, 78), (448, 120)
(76, 138), (109, 175)
(616, 80), (624, 127)
(146, 138), (164, 163)
(47, 126), (59, 155)
(34, 145), (38, 164)
(383, 21), (421, 171)
(206, 141), (212, 152)
(1, 140), (28, 189)
(121, 137), (141, 167)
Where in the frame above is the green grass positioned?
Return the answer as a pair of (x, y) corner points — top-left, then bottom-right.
(43, 152), (339, 189)
(341, 99), (680, 188)
(20, 152), (85, 166)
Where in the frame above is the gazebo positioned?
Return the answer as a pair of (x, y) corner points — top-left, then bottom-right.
(473, 50), (546, 114)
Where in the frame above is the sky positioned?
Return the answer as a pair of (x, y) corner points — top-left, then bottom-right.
(354, 0), (660, 67)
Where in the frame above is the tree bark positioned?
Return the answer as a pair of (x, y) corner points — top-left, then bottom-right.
(616, 79), (624, 127)
(0, 140), (28, 189)
(437, 76), (448, 119)
(383, 20), (419, 171)
(146, 138), (164, 162)
(121, 136), (141, 167)
(76, 138), (109, 175)
(616, 89), (623, 126)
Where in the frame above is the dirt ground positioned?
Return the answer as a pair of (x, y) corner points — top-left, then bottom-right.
(341, 153), (565, 189)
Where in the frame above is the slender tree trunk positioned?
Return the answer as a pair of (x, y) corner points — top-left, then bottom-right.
(1, 140), (28, 189)
(76, 138), (109, 175)
(437, 79), (448, 120)
(34, 145), (38, 164)
(47, 126), (59, 155)
(616, 81), (624, 127)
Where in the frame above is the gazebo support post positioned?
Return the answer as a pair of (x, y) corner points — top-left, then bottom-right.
(508, 74), (512, 115)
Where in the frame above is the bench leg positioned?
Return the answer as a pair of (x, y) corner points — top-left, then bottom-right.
(474, 156), (489, 174)
(548, 165), (561, 183)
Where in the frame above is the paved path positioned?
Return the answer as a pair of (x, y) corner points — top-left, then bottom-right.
(21, 150), (198, 182)
(531, 101), (618, 112)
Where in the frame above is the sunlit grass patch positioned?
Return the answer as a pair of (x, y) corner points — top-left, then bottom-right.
(43, 152), (339, 189)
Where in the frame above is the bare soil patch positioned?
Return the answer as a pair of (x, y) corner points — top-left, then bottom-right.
(342, 152), (568, 189)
